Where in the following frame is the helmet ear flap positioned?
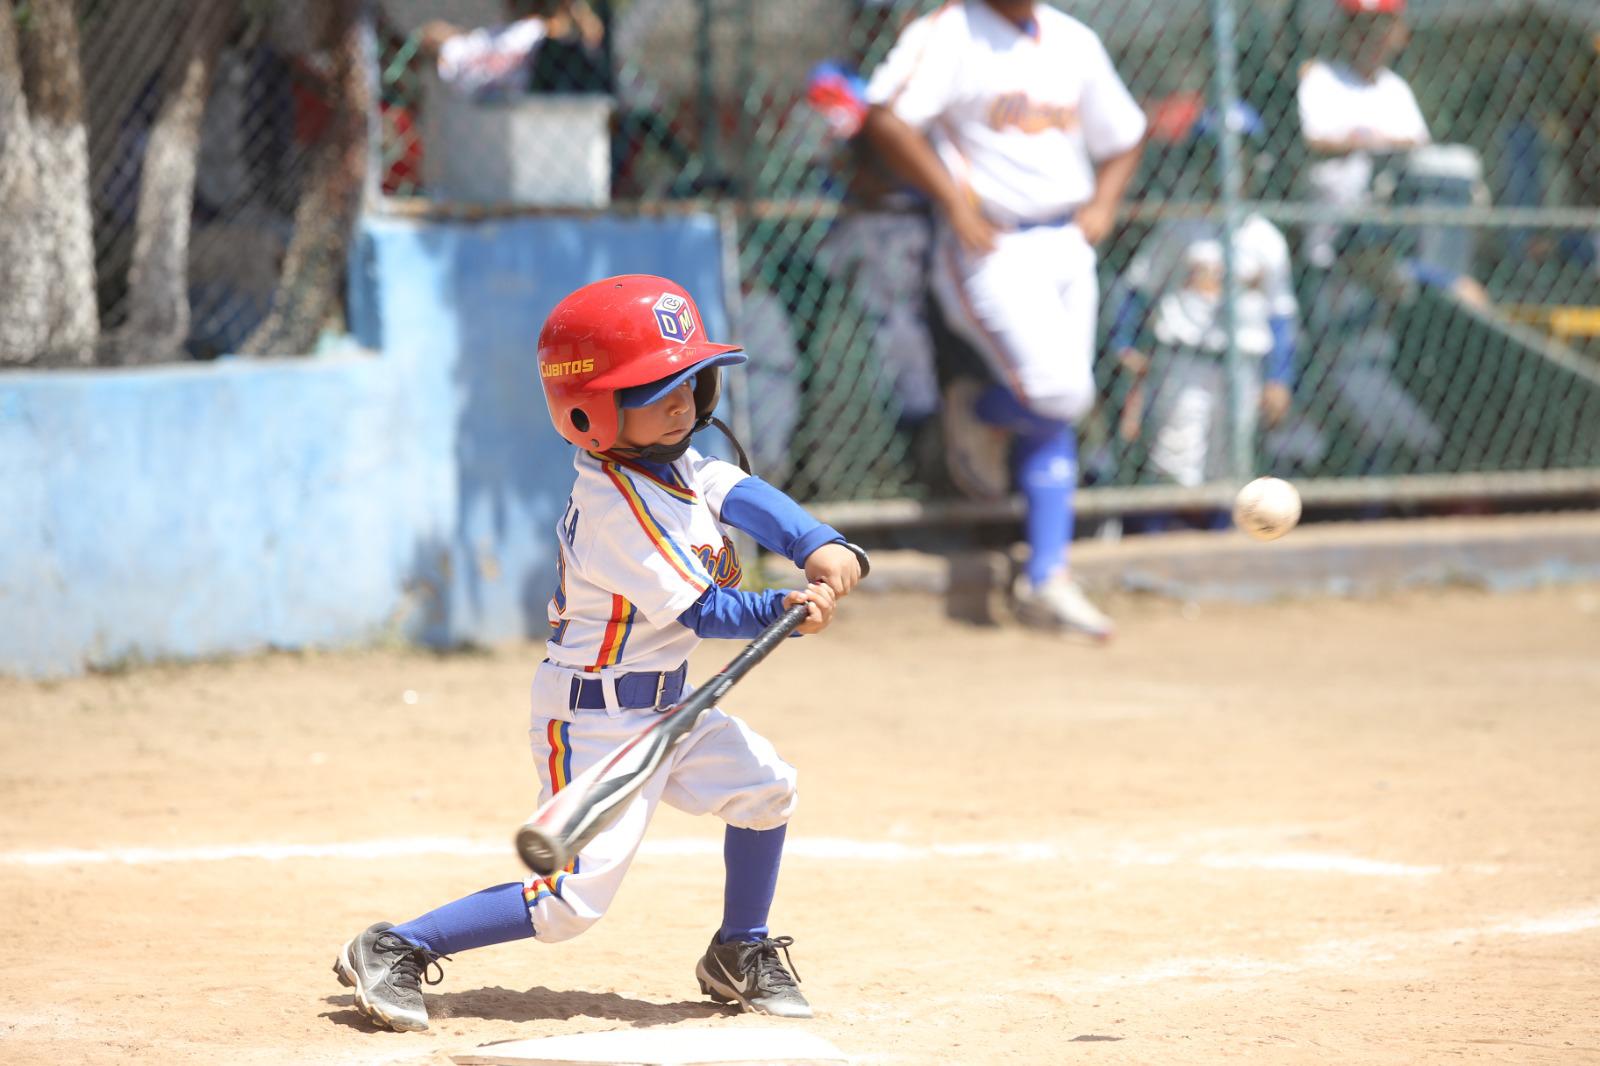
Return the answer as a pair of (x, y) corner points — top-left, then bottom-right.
(692, 366), (722, 424)
(567, 395), (618, 450)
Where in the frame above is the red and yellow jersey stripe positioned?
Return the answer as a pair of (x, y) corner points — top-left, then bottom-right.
(598, 453), (698, 503)
(600, 461), (712, 593)
(586, 594), (637, 672)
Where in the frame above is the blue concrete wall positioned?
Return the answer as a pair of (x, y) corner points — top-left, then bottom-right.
(1, 213), (729, 677)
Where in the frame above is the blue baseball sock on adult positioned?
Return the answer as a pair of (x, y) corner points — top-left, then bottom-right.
(391, 882), (535, 954)
(718, 824), (787, 943)
(974, 384), (1076, 587)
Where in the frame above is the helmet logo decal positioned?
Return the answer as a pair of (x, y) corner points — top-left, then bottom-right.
(542, 357), (595, 378)
(652, 293), (697, 342)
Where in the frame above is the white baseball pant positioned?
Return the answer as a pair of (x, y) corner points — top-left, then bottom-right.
(932, 221), (1100, 423)
(521, 694), (797, 943)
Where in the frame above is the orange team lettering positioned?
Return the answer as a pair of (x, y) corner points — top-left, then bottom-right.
(692, 538), (743, 589)
(987, 93), (1079, 135)
(543, 358), (596, 378)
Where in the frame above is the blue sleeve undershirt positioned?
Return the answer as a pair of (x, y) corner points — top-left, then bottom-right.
(717, 476), (846, 568)
(674, 476), (843, 640)
(1266, 314), (1296, 387)
(678, 585), (790, 639)
(1108, 289), (1150, 354)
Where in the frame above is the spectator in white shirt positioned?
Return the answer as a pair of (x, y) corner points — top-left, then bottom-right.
(1297, 0), (1427, 267)
(420, 0), (607, 100)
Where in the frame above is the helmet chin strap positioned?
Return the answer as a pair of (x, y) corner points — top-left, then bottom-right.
(613, 416), (754, 474)
(622, 434), (696, 464)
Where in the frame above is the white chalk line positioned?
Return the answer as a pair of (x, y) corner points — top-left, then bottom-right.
(1, 835), (1443, 877)
(1101, 904), (1600, 986)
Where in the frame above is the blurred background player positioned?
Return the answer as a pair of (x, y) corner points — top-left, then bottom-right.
(1297, 0), (1429, 270)
(420, 0), (609, 99)
(1111, 104), (1298, 521)
(1301, 221), (1487, 477)
(1301, 0), (1494, 283)
(334, 276), (860, 1031)
(861, 0), (1146, 638)
(805, 0), (941, 446)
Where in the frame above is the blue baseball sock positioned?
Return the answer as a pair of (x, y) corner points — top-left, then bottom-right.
(718, 824), (787, 943)
(391, 882), (535, 955)
(970, 384), (1078, 587)
(1015, 425), (1077, 587)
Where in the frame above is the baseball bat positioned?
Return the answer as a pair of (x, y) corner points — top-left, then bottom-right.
(514, 543), (870, 878)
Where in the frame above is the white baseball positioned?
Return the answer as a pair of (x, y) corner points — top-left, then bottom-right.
(1233, 477), (1302, 541)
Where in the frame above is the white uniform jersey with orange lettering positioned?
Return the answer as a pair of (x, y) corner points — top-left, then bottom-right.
(544, 447), (748, 676)
(865, 2), (1145, 421)
(865, 1), (1146, 227)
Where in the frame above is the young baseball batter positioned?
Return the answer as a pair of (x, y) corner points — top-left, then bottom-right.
(333, 275), (861, 1031)
(861, 0), (1146, 638)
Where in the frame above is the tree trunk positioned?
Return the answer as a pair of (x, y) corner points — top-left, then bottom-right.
(0, 1), (50, 364)
(17, 0), (98, 365)
(116, 1), (234, 363)
(240, 0), (368, 357)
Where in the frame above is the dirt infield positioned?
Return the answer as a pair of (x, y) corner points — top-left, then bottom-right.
(3, 583), (1599, 1064)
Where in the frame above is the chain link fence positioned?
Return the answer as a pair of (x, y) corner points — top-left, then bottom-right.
(375, 0), (1600, 512)
(2, 0), (364, 367)
(14, 0), (1595, 515)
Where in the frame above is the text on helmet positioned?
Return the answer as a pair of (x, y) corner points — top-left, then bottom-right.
(543, 358), (596, 378)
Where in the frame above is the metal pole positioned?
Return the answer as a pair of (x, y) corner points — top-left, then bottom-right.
(696, 0), (718, 185)
(736, 0), (755, 200)
(1210, 0), (1254, 483)
(357, 0), (383, 211)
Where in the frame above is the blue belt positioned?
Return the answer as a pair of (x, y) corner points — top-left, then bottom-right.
(569, 663), (688, 711)
(1013, 210), (1076, 231)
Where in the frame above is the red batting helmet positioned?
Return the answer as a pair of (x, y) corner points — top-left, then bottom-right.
(537, 275), (745, 451)
(1337, 0), (1404, 13)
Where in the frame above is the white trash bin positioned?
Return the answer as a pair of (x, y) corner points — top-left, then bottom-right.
(422, 81), (612, 208)
(1398, 143), (1486, 277)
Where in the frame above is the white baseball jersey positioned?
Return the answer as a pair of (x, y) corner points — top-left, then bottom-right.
(1125, 214), (1298, 358)
(524, 445), (799, 935)
(865, 1), (1147, 226)
(1298, 59), (1430, 266)
(544, 447), (748, 677)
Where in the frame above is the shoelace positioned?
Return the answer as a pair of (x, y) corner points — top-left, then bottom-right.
(749, 935), (801, 990)
(376, 933), (450, 989)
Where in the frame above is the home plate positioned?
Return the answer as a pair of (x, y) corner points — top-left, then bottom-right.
(450, 1027), (850, 1066)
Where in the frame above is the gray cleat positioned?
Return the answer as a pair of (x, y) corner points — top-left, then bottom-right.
(695, 933), (813, 1018)
(332, 921), (447, 1033)
(1012, 572), (1115, 640)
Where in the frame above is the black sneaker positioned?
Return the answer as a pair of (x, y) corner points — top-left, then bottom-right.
(332, 922), (447, 1032)
(694, 933), (813, 1018)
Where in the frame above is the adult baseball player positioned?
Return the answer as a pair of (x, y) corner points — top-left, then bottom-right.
(805, 0), (940, 430)
(862, 0), (1145, 638)
(333, 276), (860, 1032)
